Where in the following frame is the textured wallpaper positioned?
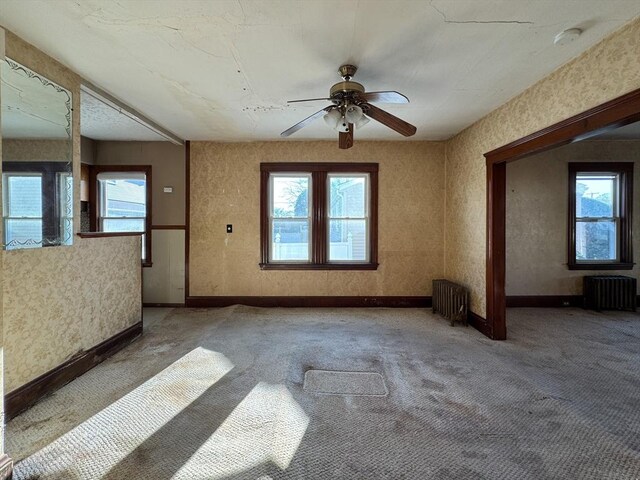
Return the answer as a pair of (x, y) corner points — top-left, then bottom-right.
(506, 140), (640, 296)
(3, 31), (142, 392)
(3, 139), (70, 162)
(3, 237), (142, 392)
(445, 18), (640, 317)
(189, 141), (445, 297)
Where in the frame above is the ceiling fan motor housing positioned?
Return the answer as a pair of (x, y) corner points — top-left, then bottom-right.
(330, 81), (365, 100)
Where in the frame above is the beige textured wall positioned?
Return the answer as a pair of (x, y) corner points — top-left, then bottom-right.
(445, 18), (640, 317)
(95, 141), (185, 225)
(3, 139), (70, 162)
(3, 237), (141, 391)
(189, 141), (445, 297)
(506, 140), (640, 296)
(3, 31), (142, 392)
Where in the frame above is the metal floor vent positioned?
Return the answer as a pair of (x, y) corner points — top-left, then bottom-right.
(303, 370), (388, 396)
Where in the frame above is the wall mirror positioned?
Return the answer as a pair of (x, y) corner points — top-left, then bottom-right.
(1, 57), (73, 250)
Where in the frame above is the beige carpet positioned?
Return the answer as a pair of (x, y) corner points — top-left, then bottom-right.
(8, 306), (640, 479)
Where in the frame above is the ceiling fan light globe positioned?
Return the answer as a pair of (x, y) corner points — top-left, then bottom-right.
(323, 109), (341, 130)
(345, 104), (363, 124)
(355, 114), (370, 129)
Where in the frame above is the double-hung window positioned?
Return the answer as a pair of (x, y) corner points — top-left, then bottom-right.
(92, 166), (152, 265)
(260, 163), (378, 270)
(2, 173), (43, 249)
(568, 162), (633, 270)
(2, 162), (73, 249)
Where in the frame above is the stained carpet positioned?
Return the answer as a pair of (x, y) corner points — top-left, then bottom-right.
(7, 306), (640, 479)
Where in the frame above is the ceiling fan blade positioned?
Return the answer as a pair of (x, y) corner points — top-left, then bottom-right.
(363, 103), (416, 137)
(339, 124), (354, 149)
(280, 108), (330, 137)
(287, 97), (332, 103)
(358, 91), (409, 104)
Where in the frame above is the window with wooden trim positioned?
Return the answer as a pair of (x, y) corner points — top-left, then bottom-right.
(568, 162), (633, 270)
(260, 163), (378, 270)
(2, 162), (73, 249)
(91, 165), (152, 266)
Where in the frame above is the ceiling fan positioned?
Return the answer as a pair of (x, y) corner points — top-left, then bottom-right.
(281, 65), (416, 149)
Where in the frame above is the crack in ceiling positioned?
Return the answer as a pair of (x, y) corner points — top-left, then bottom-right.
(429, 1), (534, 25)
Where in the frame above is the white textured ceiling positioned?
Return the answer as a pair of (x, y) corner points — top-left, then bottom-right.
(80, 90), (167, 141)
(1, 1), (638, 142)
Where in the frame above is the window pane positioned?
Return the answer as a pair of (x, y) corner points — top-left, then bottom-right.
(329, 176), (366, 218)
(5, 219), (42, 249)
(329, 219), (367, 261)
(576, 175), (615, 218)
(272, 176), (309, 218)
(103, 218), (145, 232)
(101, 179), (146, 217)
(272, 219), (309, 261)
(576, 220), (616, 261)
(7, 175), (42, 217)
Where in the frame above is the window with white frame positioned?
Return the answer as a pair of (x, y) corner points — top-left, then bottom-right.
(260, 163), (378, 270)
(568, 162), (633, 270)
(328, 174), (369, 262)
(2, 173), (43, 249)
(97, 170), (150, 262)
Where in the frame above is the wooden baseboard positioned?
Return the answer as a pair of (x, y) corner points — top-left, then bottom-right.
(0, 454), (12, 480)
(142, 302), (185, 308)
(186, 296), (431, 308)
(5, 321), (143, 421)
(468, 311), (494, 339)
(506, 295), (584, 308)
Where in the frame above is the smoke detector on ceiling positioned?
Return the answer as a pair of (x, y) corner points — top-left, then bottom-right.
(554, 28), (582, 46)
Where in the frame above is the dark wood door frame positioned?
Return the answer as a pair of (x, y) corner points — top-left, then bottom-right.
(483, 88), (640, 340)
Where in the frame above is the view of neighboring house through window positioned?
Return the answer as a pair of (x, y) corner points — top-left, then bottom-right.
(270, 174), (311, 262)
(261, 163), (378, 269)
(2, 173), (43, 249)
(97, 171), (148, 260)
(575, 172), (618, 262)
(328, 174), (369, 262)
(568, 162), (633, 270)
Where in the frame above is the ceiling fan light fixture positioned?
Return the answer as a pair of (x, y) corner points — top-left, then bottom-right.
(336, 116), (350, 132)
(344, 104), (363, 124)
(323, 108), (341, 129)
(355, 114), (370, 129)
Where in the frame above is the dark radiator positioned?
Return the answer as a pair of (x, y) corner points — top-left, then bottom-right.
(432, 279), (468, 326)
(583, 275), (637, 312)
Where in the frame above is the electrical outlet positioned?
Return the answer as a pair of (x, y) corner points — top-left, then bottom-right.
(562, 301), (570, 307)
(226, 224), (232, 233)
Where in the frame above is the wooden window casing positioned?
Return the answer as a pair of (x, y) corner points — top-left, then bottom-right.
(568, 162), (633, 270)
(260, 163), (378, 270)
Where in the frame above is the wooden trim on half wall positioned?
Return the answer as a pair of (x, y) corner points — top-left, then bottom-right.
(186, 296), (431, 308)
(5, 322), (143, 420)
(483, 88), (640, 341)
